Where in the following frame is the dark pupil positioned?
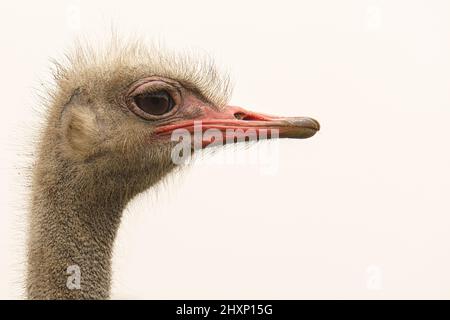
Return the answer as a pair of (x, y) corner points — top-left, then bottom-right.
(134, 91), (173, 115)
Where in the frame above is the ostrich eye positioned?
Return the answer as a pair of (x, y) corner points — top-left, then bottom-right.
(134, 91), (174, 116)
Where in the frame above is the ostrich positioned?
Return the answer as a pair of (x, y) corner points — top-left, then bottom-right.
(26, 41), (320, 299)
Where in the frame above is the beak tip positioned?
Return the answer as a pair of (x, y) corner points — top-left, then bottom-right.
(288, 117), (320, 138)
(295, 117), (320, 131)
(314, 119), (321, 131)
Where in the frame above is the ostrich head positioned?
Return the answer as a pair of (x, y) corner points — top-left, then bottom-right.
(40, 42), (320, 201)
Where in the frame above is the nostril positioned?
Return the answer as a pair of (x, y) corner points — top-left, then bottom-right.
(233, 112), (259, 121)
(233, 112), (246, 120)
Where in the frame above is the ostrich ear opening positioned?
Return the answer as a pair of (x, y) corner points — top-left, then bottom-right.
(61, 93), (101, 160)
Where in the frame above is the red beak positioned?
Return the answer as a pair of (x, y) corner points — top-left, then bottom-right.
(154, 105), (320, 147)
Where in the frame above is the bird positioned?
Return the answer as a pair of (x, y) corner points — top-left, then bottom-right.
(26, 39), (320, 299)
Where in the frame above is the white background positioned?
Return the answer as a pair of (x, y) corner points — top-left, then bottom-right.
(1, 0), (449, 299)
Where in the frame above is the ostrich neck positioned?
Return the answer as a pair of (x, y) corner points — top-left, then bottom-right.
(27, 161), (132, 299)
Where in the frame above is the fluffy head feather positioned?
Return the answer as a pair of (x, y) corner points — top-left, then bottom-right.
(51, 38), (233, 109)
